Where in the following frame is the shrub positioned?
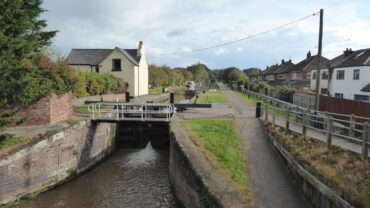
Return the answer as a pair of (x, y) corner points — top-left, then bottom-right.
(251, 82), (271, 92)
(277, 85), (295, 102)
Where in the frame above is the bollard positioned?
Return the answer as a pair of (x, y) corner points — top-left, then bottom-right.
(170, 92), (174, 104)
(326, 117), (333, 149)
(256, 102), (262, 118)
(362, 122), (369, 160)
(125, 92), (130, 103)
(285, 108), (290, 135)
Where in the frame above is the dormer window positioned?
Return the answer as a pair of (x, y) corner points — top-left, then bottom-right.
(112, 59), (121, 71)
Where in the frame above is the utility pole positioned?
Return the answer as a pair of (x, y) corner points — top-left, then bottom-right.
(314, 9), (324, 111)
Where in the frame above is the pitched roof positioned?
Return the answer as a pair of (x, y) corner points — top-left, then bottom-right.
(261, 64), (279, 75)
(330, 48), (370, 68)
(361, 83), (370, 92)
(67, 48), (140, 66)
(274, 61), (295, 74)
(283, 55), (330, 73)
(67, 49), (113, 65)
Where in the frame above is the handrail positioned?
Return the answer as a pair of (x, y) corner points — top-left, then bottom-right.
(88, 102), (176, 121)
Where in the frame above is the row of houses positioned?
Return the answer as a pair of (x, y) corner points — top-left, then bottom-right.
(253, 48), (370, 102)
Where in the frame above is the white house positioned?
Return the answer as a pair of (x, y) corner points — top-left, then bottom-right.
(311, 48), (370, 101)
(67, 41), (149, 97)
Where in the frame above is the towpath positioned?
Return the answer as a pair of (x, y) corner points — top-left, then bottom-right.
(224, 90), (309, 208)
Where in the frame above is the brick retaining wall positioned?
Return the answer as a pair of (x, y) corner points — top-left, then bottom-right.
(0, 120), (116, 205)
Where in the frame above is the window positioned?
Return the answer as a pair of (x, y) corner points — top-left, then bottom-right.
(354, 94), (369, 101)
(334, 93), (343, 98)
(312, 72), (316, 80)
(321, 71), (329, 80)
(336, 70), (345, 80)
(321, 88), (328, 94)
(353, 69), (360, 80)
(112, 59), (121, 71)
(95, 66), (99, 73)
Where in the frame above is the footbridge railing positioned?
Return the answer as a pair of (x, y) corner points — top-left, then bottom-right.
(88, 102), (176, 122)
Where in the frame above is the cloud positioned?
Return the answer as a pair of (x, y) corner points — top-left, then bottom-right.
(214, 48), (227, 55)
(41, 0), (370, 69)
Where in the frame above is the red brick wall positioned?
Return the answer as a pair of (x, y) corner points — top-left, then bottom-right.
(0, 121), (116, 205)
(5, 93), (73, 126)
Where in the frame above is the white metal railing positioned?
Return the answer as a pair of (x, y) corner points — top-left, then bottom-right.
(88, 102), (176, 121)
(258, 102), (369, 160)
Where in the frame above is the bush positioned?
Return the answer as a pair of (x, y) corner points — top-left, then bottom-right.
(277, 85), (295, 102)
(251, 82), (271, 92)
(73, 71), (126, 98)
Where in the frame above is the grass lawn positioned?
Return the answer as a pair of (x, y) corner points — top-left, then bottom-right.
(149, 86), (163, 94)
(74, 105), (111, 114)
(196, 92), (228, 104)
(183, 119), (252, 201)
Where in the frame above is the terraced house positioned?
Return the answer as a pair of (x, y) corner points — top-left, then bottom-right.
(67, 41), (149, 97)
(311, 48), (370, 101)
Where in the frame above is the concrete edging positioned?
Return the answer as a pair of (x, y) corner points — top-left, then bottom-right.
(260, 120), (356, 208)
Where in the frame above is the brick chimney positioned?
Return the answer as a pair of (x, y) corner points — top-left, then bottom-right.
(307, 51), (311, 59)
(281, 59), (285, 64)
(343, 48), (353, 57)
(138, 41), (145, 57)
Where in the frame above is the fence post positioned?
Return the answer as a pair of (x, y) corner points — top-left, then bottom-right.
(349, 114), (355, 137)
(324, 111), (329, 130)
(362, 122), (369, 160)
(302, 112), (307, 136)
(256, 102), (262, 118)
(170, 92), (174, 104)
(265, 105), (269, 123)
(125, 92), (130, 103)
(295, 106), (299, 122)
(285, 107), (290, 135)
(272, 113), (276, 128)
(326, 117), (333, 149)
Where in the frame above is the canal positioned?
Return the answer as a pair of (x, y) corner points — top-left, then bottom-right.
(14, 143), (178, 208)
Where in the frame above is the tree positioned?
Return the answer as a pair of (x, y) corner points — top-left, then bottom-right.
(0, 0), (57, 68)
(0, 0), (58, 106)
(187, 63), (209, 83)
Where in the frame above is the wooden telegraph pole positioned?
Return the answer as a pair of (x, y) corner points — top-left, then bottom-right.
(314, 9), (324, 111)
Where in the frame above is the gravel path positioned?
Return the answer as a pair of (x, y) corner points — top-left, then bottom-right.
(224, 90), (309, 208)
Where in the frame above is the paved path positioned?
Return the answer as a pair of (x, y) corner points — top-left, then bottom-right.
(224, 90), (308, 208)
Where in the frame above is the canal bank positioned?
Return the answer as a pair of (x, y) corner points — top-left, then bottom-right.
(1, 105), (252, 208)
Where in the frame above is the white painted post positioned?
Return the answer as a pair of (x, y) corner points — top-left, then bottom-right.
(362, 122), (369, 160)
(116, 104), (119, 120)
(326, 117), (333, 149)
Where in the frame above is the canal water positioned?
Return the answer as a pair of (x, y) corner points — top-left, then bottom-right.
(14, 143), (178, 208)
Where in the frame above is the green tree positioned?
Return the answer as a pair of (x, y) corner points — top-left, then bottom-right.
(0, 0), (57, 67)
(187, 63), (209, 83)
(0, 0), (58, 106)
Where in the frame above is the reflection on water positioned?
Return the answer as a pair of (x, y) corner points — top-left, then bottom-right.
(14, 143), (177, 208)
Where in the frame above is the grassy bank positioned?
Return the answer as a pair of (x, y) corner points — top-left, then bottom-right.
(149, 86), (163, 94)
(267, 124), (370, 207)
(234, 91), (286, 116)
(196, 91), (228, 104)
(183, 119), (252, 201)
(0, 134), (26, 150)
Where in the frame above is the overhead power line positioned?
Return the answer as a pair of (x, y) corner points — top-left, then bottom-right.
(157, 11), (320, 56)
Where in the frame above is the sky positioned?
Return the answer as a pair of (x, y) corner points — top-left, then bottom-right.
(41, 0), (370, 70)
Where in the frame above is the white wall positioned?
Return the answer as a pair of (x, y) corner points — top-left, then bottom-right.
(310, 69), (329, 91)
(330, 66), (370, 100)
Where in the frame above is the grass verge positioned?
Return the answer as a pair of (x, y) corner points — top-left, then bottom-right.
(196, 92), (228, 104)
(149, 86), (163, 94)
(183, 119), (252, 201)
(267, 124), (370, 207)
(0, 133), (26, 150)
